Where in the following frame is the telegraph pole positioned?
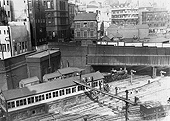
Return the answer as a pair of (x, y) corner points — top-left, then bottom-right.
(125, 90), (129, 121)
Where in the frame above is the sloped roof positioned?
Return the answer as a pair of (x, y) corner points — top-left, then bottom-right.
(74, 13), (97, 21)
(20, 76), (39, 84)
(2, 71), (103, 101)
(58, 67), (84, 75)
(101, 35), (110, 41)
(43, 72), (61, 80)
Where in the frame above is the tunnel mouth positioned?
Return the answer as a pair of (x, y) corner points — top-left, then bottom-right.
(91, 65), (170, 76)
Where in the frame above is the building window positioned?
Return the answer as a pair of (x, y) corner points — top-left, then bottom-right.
(66, 88), (71, 94)
(90, 31), (94, 37)
(60, 1), (66, 10)
(78, 85), (85, 91)
(7, 44), (10, 52)
(59, 89), (65, 96)
(28, 97), (34, 104)
(76, 23), (80, 28)
(72, 87), (76, 93)
(53, 91), (58, 97)
(4, 30), (6, 34)
(90, 22), (94, 28)
(1, 44), (7, 52)
(47, 1), (51, 9)
(77, 31), (80, 37)
(46, 93), (52, 99)
(7, 11), (10, 17)
(7, 101), (15, 109)
(35, 95), (45, 102)
(7, 0), (9, 5)
(84, 31), (87, 37)
(83, 23), (88, 27)
(43, 1), (46, 6)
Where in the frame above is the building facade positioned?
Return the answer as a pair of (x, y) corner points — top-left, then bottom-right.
(140, 8), (169, 34)
(0, 0), (11, 22)
(0, 26), (11, 59)
(26, 49), (61, 82)
(8, 22), (32, 56)
(106, 24), (149, 39)
(111, 3), (139, 25)
(74, 13), (98, 45)
(68, 3), (78, 39)
(0, 23), (32, 59)
(28, 0), (47, 47)
(44, 0), (69, 42)
(85, 1), (111, 37)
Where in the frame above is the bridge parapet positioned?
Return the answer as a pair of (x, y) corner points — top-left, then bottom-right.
(87, 46), (170, 66)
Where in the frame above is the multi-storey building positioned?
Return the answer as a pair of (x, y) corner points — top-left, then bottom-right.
(28, 0), (47, 47)
(140, 7), (169, 34)
(111, 3), (138, 25)
(0, 26), (11, 59)
(74, 13), (98, 45)
(85, 0), (111, 38)
(0, 0), (11, 22)
(68, 3), (78, 39)
(44, 0), (69, 42)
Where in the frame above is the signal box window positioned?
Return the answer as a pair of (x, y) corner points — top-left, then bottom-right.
(66, 88), (71, 94)
(46, 93), (52, 99)
(59, 89), (65, 96)
(7, 101), (15, 109)
(28, 97), (34, 104)
(53, 91), (58, 97)
(72, 87), (76, 93)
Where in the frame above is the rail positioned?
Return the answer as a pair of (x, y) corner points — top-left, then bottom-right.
(73, 80), (135, 105)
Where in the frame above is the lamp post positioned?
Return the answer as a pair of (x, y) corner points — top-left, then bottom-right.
(130, 70), (136, 84)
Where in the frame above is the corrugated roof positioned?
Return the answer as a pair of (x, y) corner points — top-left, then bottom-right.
(2, 71), (103, 101)
(74, 13), (97, 21)
(20, 76), (39, 84)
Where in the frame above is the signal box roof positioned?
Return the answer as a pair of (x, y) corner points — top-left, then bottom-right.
(43, 71), (61, 79)
(20, 76), (39, 84)
(2, 71), (103, 101)
(58, 67), (85, 75)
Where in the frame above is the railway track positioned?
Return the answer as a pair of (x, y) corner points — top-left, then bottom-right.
(34, 75), (150, 121)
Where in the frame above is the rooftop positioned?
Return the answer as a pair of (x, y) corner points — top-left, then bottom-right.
(27, 50), (59, 58)
(20, 76), (39, 84)
(143, 101), (161, 109)
(2, 71), (103, 101)
(58, 67), (85, 75)
(74, 13), (97, 21)
(43, 72), (61, 79)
